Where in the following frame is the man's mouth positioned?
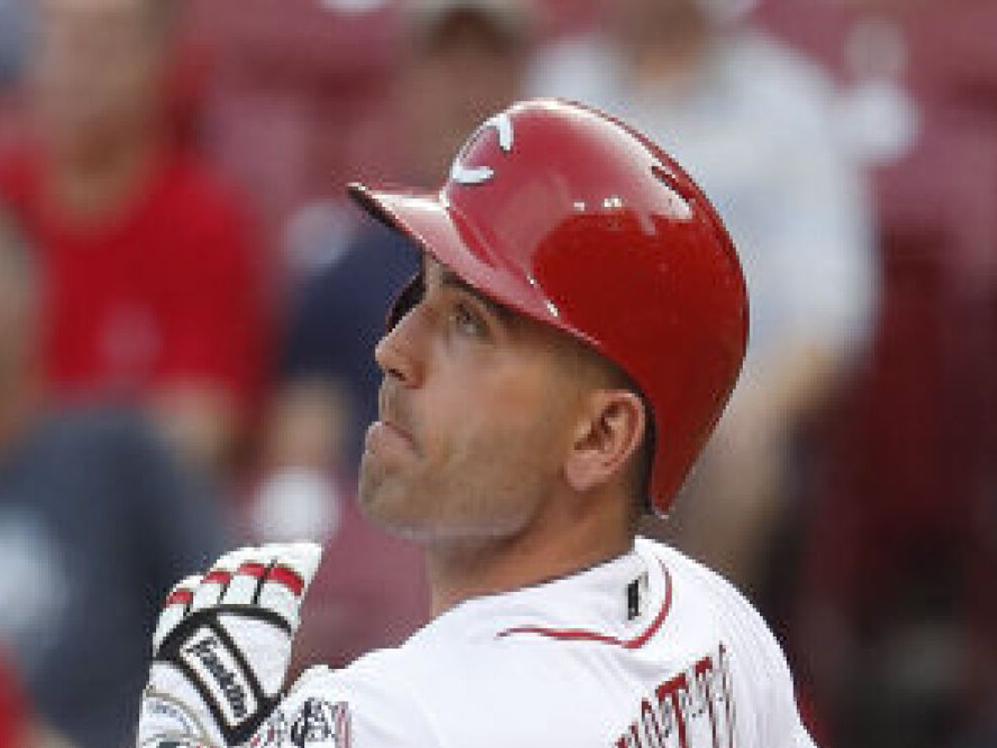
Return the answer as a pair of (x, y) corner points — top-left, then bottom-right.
(364, 419), (416, 456)
(372, 385), (418, 453)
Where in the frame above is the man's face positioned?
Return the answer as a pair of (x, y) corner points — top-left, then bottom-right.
(0, 227), (36, 391)
(359, 255), (585, 545)
(401, 14), (525, 185)
(612, 0), (707, 46)
(32, 0), (164, 152)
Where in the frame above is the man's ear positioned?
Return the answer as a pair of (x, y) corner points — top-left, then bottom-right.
(563, 389), (646, 494)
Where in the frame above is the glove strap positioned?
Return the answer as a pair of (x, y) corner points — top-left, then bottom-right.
(156, 607), (290, 746)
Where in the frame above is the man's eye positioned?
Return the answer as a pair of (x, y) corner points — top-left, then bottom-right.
(450, 302), (486, 337)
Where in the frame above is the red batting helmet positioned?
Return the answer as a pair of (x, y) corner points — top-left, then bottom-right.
(348, 99), (747, 515)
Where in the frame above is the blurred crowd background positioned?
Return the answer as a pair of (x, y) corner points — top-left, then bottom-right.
(0, 0), (993, 746)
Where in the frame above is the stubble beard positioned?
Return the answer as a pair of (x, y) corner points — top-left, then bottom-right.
(357, 450), (430, 541)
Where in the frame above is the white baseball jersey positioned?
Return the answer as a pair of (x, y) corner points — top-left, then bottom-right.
(252, 537), (816, 748)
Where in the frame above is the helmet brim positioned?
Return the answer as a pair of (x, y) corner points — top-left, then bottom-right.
(347, 182), (565, 337)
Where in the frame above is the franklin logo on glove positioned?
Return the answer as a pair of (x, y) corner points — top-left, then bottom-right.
(181, 631), (254, 723)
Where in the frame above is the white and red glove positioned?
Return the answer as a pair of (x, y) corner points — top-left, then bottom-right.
(137, 543), (323, 748)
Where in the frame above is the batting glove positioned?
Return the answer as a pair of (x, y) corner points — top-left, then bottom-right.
(137, 543), (323, 748)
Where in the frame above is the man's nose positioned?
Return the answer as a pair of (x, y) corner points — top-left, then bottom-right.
(374, 305), (426, 388)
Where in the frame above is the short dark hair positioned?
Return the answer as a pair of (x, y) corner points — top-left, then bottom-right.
(613, 368), (656, 519)
(570, 344), (656, 520)
(630, 396), (655, 507)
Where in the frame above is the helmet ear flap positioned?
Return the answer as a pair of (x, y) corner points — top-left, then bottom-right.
(385, 272), (424, 332)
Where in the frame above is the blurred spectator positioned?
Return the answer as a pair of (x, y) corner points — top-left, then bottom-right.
(529, 0), (877, 595)
(0, 206), (225, 748)
(753, 2), (997, 747)
(396, 0), (533, 190)
(183, 0), (401, 256)
(0, 0), (270, 476)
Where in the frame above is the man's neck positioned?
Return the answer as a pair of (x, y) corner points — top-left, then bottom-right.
(48, 128), (163, 226)
(424, 495), (634, 618)
(627, 24), (712, 92)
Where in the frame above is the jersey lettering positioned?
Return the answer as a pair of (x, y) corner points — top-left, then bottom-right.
(613, 645), (736, 748)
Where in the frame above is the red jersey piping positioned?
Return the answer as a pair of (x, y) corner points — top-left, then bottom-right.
(496, 559), (672, 649)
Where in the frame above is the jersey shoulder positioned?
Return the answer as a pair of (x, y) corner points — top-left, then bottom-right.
(275, 644), (555, 747)
(263, 542), (817, 748)
(258, 650), (439, 748)
(643, 538), (789, 672)
(270, 605), (645, 747)
(641, 538), (816, 747)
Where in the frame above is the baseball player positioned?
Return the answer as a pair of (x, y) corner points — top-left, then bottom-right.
(137, 99), (817, 748)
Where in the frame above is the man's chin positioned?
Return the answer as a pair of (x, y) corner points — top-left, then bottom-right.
(358, 472), (440, 543)
(359, 462), (409, 526)
(358, 447), (391, 500)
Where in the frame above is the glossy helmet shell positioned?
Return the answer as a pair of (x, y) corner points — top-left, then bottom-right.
(348, 99), (748, 515)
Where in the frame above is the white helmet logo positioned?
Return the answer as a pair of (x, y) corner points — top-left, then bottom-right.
(450, 113), (514, 186)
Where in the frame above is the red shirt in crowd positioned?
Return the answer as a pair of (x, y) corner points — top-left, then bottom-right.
(0, 146), (270, 415)
(0, 651), (28, 748)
